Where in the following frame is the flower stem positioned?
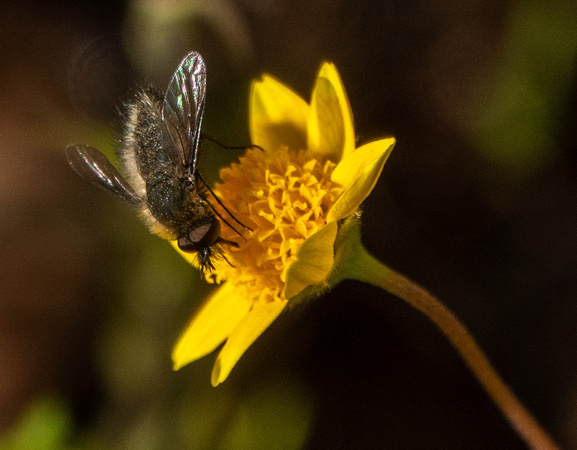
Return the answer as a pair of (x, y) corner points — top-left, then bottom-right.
(333, 220), (559, 449)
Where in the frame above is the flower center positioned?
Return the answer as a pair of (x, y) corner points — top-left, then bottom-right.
(210, 147), (343, 304)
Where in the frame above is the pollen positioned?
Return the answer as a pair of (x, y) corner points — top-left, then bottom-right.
(211, 147), (343, 303)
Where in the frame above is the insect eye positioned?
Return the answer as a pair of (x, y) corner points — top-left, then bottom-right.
(188, 219), (220, 247)
(178, 219), (221, 254)
(177, 236), (197, 253)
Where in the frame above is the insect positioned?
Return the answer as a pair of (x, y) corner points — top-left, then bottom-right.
(66, 51), (242, 272)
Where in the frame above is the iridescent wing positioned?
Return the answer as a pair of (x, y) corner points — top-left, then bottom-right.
(162, 51), (207, 180)
(65, 144), (142, 205)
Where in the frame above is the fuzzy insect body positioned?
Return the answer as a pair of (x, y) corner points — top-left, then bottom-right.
(66, 52), (231, 271)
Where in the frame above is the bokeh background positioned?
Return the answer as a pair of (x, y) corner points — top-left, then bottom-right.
(1, 0), (576, 448)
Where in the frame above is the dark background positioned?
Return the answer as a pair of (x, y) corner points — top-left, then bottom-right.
(1, 0), (576, 448)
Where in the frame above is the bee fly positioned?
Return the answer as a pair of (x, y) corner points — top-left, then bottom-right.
(66, 51), (244, 272)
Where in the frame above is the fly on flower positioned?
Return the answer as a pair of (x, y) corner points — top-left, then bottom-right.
(171, 60), (395, 385)
(66, 51), (244, 272)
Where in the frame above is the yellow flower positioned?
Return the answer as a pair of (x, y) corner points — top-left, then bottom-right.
(172, 61), (395, 385)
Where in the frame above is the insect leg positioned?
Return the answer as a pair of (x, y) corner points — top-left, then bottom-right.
(197, 172), (252, 236)
(201, 133), (264, 152)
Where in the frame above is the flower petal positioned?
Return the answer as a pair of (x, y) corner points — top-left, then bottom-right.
(211, 300), (287, 386)
(284, 221), (338, 299)
(172, 282), (252, 370)
(331, 137), (395, 189)
(250, 75), (309, 153)
(171, 241), (199, 268)
(307, 62), (355, 163)
(327, 138), (395, 222)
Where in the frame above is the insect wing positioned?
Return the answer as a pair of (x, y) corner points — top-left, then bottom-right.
(65, 144), (142, 205)
(162, 51), (207, 177)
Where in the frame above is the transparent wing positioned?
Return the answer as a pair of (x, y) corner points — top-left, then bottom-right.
(162, 51), (207, 177)
(65, 145), (142, 205)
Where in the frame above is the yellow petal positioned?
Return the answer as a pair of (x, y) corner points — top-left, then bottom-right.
(170, 240), (200, 268)
(250, 75), (309, 153)
(331, 137), (395, 189)
(327, 138), (395, 222)
(211, 300), (287, 386)
(307, 62), (355, 163)
(284, 221), (338, 299)
(172, 283), (252, 370)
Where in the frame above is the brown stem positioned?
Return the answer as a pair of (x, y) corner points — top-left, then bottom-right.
(345, 252), (559, 449)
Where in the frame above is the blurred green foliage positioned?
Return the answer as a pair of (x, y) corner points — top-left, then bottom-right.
(471, 0), (577, 173)
(0, 398), (72, 450)
(218, 381), (314, 449)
